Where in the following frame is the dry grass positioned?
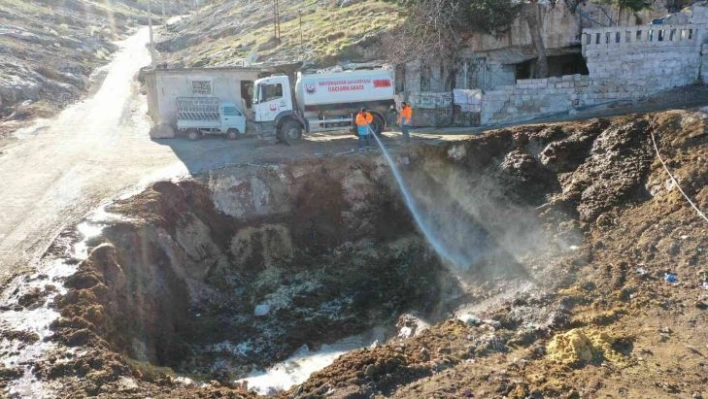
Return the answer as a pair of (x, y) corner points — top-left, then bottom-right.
(163, 0), (402, 66)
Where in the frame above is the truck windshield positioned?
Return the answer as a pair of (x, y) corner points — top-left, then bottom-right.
(223, 106), (240, 116)
(264, 83), (283, 101)
(254, 81), (284, 103)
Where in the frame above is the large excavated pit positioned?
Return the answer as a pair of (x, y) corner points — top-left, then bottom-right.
(51, 154), (473, 382)
(35, 113), (679, 396)
(50, 136), (562, 383)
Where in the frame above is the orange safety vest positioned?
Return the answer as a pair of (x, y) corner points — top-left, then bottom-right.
(356, 112), (373, 126)
(401, 105), (412, 119)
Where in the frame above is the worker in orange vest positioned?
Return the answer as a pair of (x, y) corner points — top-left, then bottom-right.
(355, 108), (373, 152)
(398, 101), (412, 143)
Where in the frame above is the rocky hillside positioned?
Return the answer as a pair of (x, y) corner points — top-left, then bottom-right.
(0, 0), (170, 127)
(156, 0), (401, 68)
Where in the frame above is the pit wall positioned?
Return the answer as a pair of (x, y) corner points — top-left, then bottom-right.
(480, 23), (707, 125)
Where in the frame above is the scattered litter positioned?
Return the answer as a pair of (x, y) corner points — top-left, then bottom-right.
(174, 376), (195, 387)
(482, 319), (502, 329)
(636, 267), (648, 277)
(116, 377), (138, 392)
(664, 273), (678, 284)
(254, 304), (270, 317)
(569, 245), (580, 251)
(458, 314), (481, 326)
(397, 326), (413, 339)
(702, 282), (708, 290)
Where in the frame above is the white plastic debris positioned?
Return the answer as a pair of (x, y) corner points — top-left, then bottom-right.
(397, 326), (413, 339)
(458, 314), (481, 326)
(174, 377), (195, 387)
(254, 304), (271, 317)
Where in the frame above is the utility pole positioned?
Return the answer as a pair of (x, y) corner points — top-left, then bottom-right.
(161, 0), (166, 24)
(299, 9), (303, 56)
(273, 0), (281, 42)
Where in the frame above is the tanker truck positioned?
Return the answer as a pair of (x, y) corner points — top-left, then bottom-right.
(251, 68), (396, 143)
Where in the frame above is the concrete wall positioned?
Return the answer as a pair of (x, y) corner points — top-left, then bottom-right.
(582, 24), (703, 91)
(473, 62), (517, 91)
(145, 68), (260, 126)
(482, 75), (590, 124)
(407, 91), (454, 126)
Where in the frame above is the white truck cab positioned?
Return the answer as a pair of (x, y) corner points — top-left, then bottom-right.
(253, 76), (294, 123)
(252, 75), (304, 142)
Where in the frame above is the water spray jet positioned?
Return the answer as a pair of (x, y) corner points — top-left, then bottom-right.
(369, 129), (473, 270)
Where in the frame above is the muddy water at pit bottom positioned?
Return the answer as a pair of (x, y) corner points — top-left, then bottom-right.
(237, 327), (387, 395)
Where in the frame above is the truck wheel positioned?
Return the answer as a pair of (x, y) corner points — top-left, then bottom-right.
(371, 114), (384, 136)
(227, 128), (240, 140)
(188, 129), (201, 141)
(279, 120), (303, 143)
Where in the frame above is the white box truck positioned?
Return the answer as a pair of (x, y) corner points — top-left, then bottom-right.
(251, 68), (396, 143)
(176, 97), (247, 140)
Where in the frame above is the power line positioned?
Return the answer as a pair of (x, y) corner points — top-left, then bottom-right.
(650, 129), (708, 224)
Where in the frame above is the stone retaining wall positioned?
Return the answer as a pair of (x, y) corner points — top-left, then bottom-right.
(479, 23), (708, 125)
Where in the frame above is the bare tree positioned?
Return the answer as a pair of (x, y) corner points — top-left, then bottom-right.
(382, 0), (466, 65)
(523, 1), (549, 78)
(382, 0), (520, 66)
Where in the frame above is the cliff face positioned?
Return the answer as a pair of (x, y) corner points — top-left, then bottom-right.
(465, 1), (669, 63)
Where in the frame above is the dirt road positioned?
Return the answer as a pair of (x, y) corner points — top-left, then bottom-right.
(0, 29), (422, 287)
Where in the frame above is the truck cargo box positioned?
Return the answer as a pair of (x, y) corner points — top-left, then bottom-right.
(176, 97), (221, 130)
(295, 69), (395, 111)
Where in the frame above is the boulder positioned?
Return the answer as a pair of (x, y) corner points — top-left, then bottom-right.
(149, 123), (175, 139)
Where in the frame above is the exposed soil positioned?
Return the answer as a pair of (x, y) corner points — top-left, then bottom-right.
(4, 109), (708, 398)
